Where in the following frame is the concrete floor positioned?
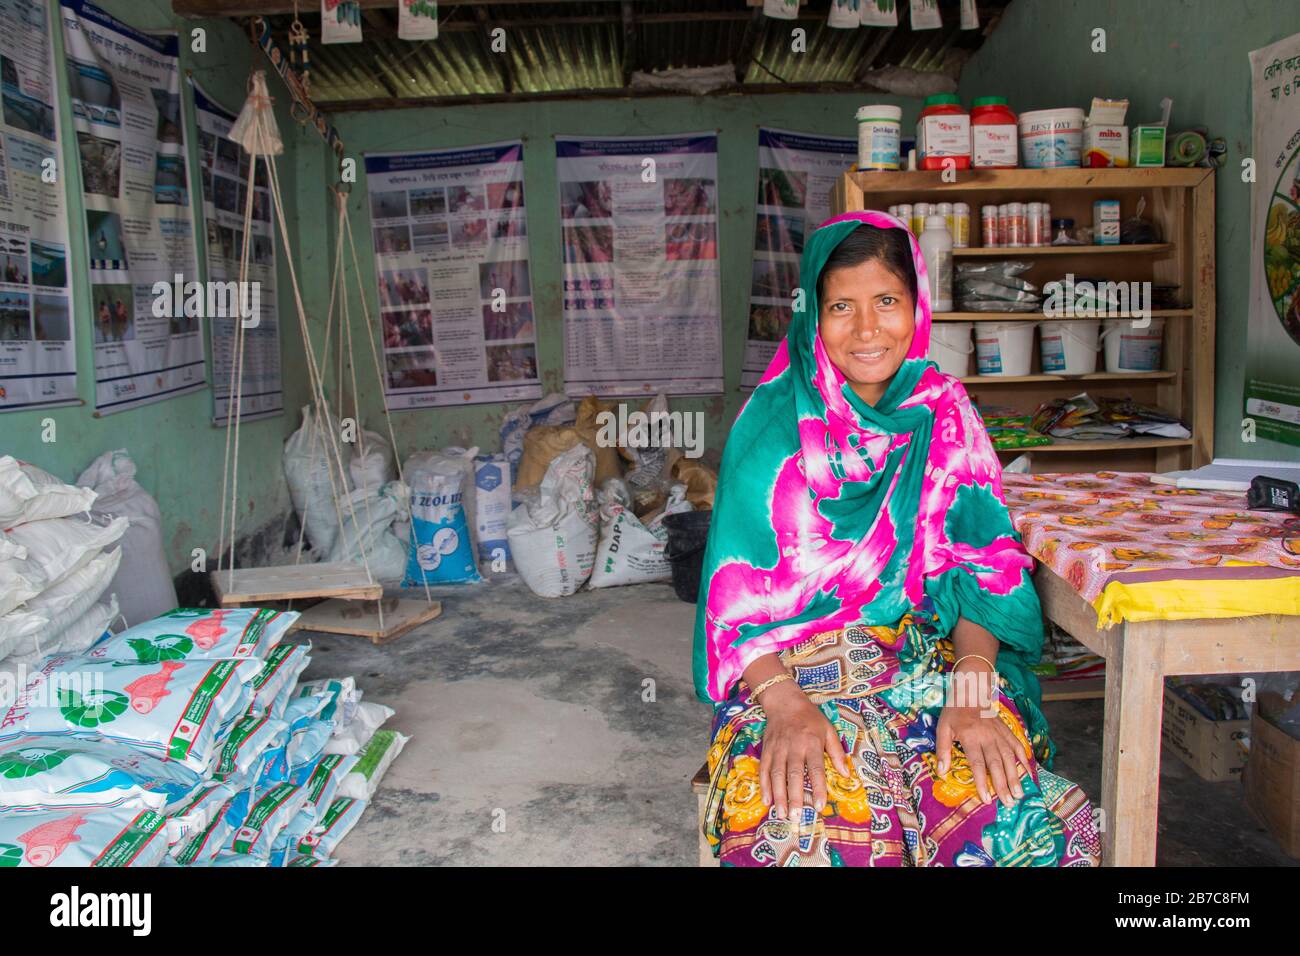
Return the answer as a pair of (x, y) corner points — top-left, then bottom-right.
(292, 574), (1297, 866)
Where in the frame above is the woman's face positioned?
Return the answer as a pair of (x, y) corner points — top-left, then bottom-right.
(817, 257), (916, 406)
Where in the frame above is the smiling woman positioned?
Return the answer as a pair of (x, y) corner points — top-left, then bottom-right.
(693, 212), (1101, 867)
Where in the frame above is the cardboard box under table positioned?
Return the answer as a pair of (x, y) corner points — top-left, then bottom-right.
(1004, 471), (1300, 866)
(1244, 692), (1300, 858)
(1160, 686), (1249, 782)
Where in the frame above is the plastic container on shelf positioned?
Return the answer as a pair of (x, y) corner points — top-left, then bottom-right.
(919, 215), (954, 312)
(856, 104), (903, 170)
(971, 96), (1019, 167)
(975, 322), (1036, 376)
(931, 321), (974, 377)
(1018, 107), (1085, 168)
(917, 94), (971, 170)
(1102, 317), (1166, 372)
(1039, 320), (1102, 375)
(952, 202), (971, 248)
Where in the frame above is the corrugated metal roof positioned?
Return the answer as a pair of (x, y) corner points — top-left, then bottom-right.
(252, 0), (1009, 108)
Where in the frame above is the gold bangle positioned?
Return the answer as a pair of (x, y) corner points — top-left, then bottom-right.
(953, 653), (996, 672)
(747, 672), (795, 704)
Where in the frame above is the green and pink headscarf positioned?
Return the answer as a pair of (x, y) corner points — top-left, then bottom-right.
(693, 211), (1047, 743)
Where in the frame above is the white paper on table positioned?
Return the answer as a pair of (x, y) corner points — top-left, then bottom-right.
(1150, 458), (1300, 492)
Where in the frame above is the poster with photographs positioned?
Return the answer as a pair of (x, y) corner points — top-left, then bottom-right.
(0, 0), (75, 412)
(60, 0), (204, 414)
(191, 79), (281, 426)
(555, 134), (723, 397)
(742, 128), (856, 390)
(1246, 33), (1300, 448)
(364, 141), (541, 409)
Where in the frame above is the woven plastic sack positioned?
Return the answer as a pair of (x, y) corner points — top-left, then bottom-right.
(297, 796), (367, 858)
(0, 456), (97, 528)
(86, 607), (298, 664)
(0, 656), (261, 774)
(324, 701), (394, 756)
(0, 805), (168, 867)
(336, 729), (408, 801)
(0, 549), (121, 661)
(245, 643), (311, 719)
(223, 781), (312, 860)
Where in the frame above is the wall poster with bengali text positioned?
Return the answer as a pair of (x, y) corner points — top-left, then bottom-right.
(555, 133), (723, 397)
(60, 0), (204, 414)
(0, 0), (76, 412)
(190, 78), (281, 426)
(1247, 32), (1300, 448)
(742, 127), (856, 390)
(364, 141), (541, 409)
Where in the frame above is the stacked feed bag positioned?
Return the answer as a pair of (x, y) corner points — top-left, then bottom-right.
(0, 606), (410, 867)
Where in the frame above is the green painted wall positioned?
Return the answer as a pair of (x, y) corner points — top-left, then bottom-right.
(960, 0), (1300, 462)
(5, 0), (308, 571)
(304, 92), (922, 465)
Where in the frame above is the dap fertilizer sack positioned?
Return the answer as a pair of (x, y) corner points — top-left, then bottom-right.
(86, 607), (298, 664)
(507, 444), (597, 597)
(403, 463), (481, 586)
(0, 805), (168, 867)
(589, 479), (672, 588)
(0, 655), (262, 774)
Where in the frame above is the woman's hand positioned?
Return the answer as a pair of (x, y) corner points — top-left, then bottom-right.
(757, 679), (850, 820)
(935, 662), (1029, 808)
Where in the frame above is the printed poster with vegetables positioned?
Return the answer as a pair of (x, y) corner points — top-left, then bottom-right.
(60, 0), (205, 414)
(742, 128), (856, 390)
(1248, 32), (1300, 448)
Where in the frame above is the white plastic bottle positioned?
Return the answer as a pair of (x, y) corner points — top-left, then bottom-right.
(919, 215), (953, 312)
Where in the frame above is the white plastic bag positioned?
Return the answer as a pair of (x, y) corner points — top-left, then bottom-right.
(324, 701), (394, 756)
(0, 456), (96, 528)
(348, 429), (394, 492)
(325, 482), (407, 583)
(284, 405), (354, 556)
(506, 445), (597, 598)
(76, 449), (178, 627)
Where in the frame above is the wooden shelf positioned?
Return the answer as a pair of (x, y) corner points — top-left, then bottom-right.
(935, 310), (1193, 322)
(993, 437), (1195, 454)
(839, 167), (1212, 193)
(954, 243), (1173, 257)
(962, 371), (1177, 384)
(833, 164), (1216, 474)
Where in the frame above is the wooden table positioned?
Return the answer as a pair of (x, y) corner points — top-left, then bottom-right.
(1034, 566), (1300, 866)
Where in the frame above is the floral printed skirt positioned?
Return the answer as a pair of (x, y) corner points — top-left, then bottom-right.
(702, 613), (1101, 867)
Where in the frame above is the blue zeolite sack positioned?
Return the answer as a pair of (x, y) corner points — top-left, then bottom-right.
(403, 465), (481, 585)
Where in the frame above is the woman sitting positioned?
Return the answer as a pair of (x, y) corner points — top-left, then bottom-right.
(694, 211), (1100, 867)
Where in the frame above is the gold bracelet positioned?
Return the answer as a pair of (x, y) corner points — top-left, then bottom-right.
(953, 653), (996, 672)
(747, 672), (795, 704)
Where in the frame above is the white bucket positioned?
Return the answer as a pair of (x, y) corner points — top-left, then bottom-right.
(1101, 316), (1166, 373)
(974, 322), (1035, 376)
(1039, 320), (1101, 375)
(930, 321), (974, 378)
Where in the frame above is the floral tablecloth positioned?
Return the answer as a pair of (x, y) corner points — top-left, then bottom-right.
(1002, 472), (1300, 625)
